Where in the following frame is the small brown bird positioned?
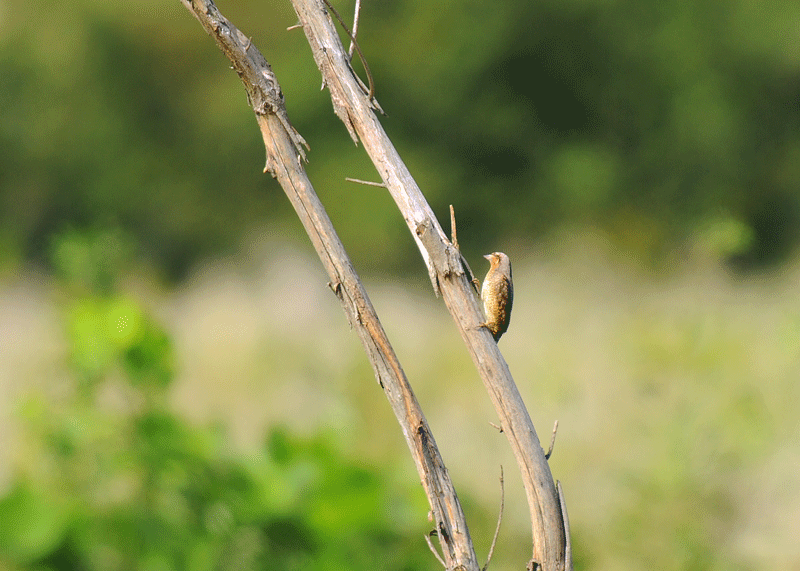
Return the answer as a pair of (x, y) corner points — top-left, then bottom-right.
(480, 252), (513, 341)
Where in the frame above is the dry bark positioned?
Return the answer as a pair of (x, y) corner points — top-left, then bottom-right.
(179, 1), (571, 569)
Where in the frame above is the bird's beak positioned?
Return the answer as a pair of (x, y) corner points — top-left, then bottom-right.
(484, 254), (492, 261)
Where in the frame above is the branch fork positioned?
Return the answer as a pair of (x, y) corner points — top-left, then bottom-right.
(179, 1), (571, 569)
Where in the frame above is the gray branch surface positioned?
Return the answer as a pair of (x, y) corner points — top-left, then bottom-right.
(290, 1), (570, 570)
(179, 1), (479, 569)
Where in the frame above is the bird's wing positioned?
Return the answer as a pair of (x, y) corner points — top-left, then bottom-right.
(498, 273), (513, 313)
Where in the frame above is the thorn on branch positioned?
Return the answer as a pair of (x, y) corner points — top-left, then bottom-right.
(488, 421), (504, 433)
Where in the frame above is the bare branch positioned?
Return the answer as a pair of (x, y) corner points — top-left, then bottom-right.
(348, 0), (362, 59)
(181, 1), (570, 568)
(482, 466), (505, 571)
(290, 1), (569, 568)
(345, 177), (386, 187)
(320, 0), (374, 101)
(179, 0), (308, 165)
(179, 1), (479, 570)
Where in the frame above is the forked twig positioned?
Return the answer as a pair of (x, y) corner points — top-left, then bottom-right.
(320, 0), (374, 100)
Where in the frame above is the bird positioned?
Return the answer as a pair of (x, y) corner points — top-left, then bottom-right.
(480, 252), (513, 341)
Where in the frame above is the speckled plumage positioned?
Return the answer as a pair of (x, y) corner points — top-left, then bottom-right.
(480, 252), (513, 341)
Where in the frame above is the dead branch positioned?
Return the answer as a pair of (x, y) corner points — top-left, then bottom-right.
(290, 1), (570, 569)
(179, 1), (479, 569)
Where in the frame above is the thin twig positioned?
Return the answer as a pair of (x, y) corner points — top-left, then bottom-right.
(425, 533), (447, 568)
(488, 421), (504, 433)
(449, 204), (480, 294)
(557, 482), (572, 571)
(545, 420), (559, 460)
(482, 466), (505, 571)
(347, 0), (362, 59)
(320, 0), (374, 101)
(450, 204), (459, 250)
(345, 177), (386, 187)
(286, 22), (303, 30)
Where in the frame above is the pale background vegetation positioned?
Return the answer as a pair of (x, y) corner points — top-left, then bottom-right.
(1, 0), (799, 569)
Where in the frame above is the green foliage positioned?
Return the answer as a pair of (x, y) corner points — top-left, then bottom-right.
(2, 0), (800, 277)
(50, 227), (134, 295)
(0, 228), (431, 571)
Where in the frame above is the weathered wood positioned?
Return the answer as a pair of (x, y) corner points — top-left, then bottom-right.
(290, 1), (570, 568)
(179, 1), (480, 569)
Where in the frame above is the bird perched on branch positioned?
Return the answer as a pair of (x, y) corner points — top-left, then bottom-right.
(480, 252), (513, 341)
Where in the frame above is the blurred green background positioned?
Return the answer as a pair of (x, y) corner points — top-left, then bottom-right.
(1, 0), (799, 570)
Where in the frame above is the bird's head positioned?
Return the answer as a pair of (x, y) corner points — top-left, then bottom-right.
(484, 252), (510, 270)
